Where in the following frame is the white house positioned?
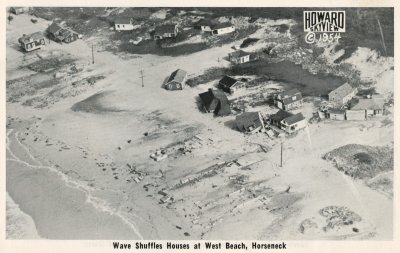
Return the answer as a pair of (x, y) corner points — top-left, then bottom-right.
(212, 23), (235, 35)
(115, 17), (134, 31)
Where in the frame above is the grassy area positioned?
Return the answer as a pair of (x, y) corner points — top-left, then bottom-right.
(324, 144), (393, 180)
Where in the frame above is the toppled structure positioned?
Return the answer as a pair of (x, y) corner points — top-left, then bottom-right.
(199, 88), (231, 116)
(235, 111), (265, 134)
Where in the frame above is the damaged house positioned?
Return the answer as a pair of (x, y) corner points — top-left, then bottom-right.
(218, 75), (245, 94)
(270, 110), (306, 134)
(199, 88), (231, 116)
(274, 89), (303, 111)
(164, 69), (187, 91)
(47, 22), (80, 43)
(235, 112), (265, 134)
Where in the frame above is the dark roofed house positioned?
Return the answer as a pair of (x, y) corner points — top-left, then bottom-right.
(218, 76), (245, 94)
(235, 112), (265, 133)
(199, 88), (231, 116)
(115, 17), (134, 31)
(328, 83), (357, 105)
(47, 22), (80, 43)
(18, 32), (46, 52)
(274, 89), (303, 111)
(194, 19), (218, 32)
(229, 50), (251, 64)
(270, 110), (306, 134)
(154, 24), (178, 40)
(165, 69), (187, 91)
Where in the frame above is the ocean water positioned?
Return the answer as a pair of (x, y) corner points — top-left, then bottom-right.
(6, 192), (41, 239)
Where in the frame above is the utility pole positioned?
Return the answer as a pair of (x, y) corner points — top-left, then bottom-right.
(92, 44), (95, 64)
(139, 69), (144, 88)
(280, 141), (283, 167)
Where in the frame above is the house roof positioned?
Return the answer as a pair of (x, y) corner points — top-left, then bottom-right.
(283, 112), (305, 125)
(269, 110), (293, 122)
(229, 50), (250, 58)
(195, 19), (217, 27)
(212, 22), (234, 30)
(199, 89), (230, 115)
(154, 24), (177, 35)
(329, 83), (355, 98)
(219, 76), (239, 88)
(329, 109), (345, 114)
(279, 89), (303, 105)
(351, 99), (384, 110)
(18, 32), (44, 44)
(167, 69), (187, 84)
(47, 22), (63, 35)
(236, 112), (263, 132)
(115, 17), (132, 24)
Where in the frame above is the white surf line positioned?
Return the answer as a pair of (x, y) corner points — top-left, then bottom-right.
(6, 129), (19, 160)
(15, 131), (42, 166)
(7, 131), (144, 239)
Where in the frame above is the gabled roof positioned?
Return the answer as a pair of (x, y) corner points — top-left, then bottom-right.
(278, 88), (303, 105)
(199, 89), (230, 115)
(195, 19), (217, 27)
(154, 24), (177, 35)
(47, 22), (63, 35)
(236, 112), (263, 132)
(167, 69), (187, 84)
(282, 113), (305, 125)
(329, 83), (355, 98)
(270, 110), (293, 122)
(115, 17), (132, 24)
(18, 32), (44, 44)
(212, 22), (234, 30)
(219, 76), (239, 88)
(229, 50), (250, 58)
(351, 99), (384, 110)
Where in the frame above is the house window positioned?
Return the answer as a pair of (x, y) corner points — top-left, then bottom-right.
(122, 25), (125, 28)
(176, 83), (181, 89)
(117, 25), (120, 28)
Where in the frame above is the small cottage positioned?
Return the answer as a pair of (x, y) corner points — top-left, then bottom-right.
(115, 17), (134, 31)
(229, 50), (251, 64)
(18, 32), (45, 52)
(212, 23), (235, 35)
(165, 69), (187, 91)
(199, 88), (231, 116)
(328, 83), (357, 105)
(347, 97), (385, 120)
(274, 89), (303, 111)
(154, 24), (178, 40)
(235, 112), (265, 133)
(47, 22), (80, 43)
(218, 76), (245, 94)
(270, 110), (306, 134)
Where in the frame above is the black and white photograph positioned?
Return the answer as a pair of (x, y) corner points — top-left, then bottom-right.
(3, 1), (397, 247)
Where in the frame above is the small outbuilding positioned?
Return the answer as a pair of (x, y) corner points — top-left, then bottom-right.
(199, 88), (231, 116)
(218, 76), (245, 94)
(328, 109), (346, 120)
(10, 7), (29, 15)
(274, 89), (303, 111)
(165, 69), (187, 90)
(235, 112), (265, 133)
(154, 24), (178, 40)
